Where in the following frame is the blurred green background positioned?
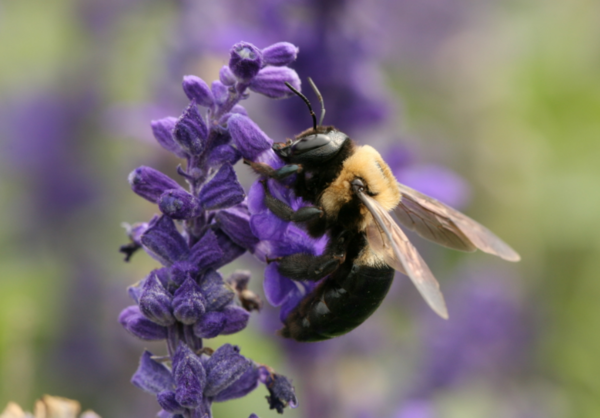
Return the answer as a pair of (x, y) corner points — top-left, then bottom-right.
(1, 0), (599, 417)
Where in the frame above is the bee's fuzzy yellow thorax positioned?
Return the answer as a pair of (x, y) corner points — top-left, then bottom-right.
(320, 145), (401, 228)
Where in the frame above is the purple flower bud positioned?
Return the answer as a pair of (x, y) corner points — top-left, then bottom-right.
(262, 42), (299, 66)
(140, 216), (189, 266)
(249, 67), (301, 99)
(131, 351), (174, 394)
(172, 344), (206, 408)
(228, 114), (273, 160)
(157, 391), (184, 414)
(193, 311), (226, 338)
(219, 65), (236, 86)
(173, 278), (206, 325)
(229, 42), (264, 81)
(231, 104), (248, 116)
(211, 80), (229, 107)
(151, 117), (186, 158)
(158, 189), (202, 220)
(221, 305), (250, 335)
(182, 75), (214, 107)
(199, 270), (234, 311)
(198, 163), (245, 211)
(213, 365), (260, 402)
(173, 101), (207, 156)
(204, 344), (254, 397)
(207, 144), (241, 167)
(188, 230), (224, 271)
(119, 306), (167, 340)
(128, 166), (182, 203)
(139, 272), (175, 326)
(259, 368), (298, 413)
(215, 203), (259, 250)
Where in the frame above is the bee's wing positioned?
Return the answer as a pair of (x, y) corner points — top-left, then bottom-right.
(356, 189), (449, 319)
(395, 183), (520, 262)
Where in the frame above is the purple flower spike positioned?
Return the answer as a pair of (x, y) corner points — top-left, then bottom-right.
(173, 101), (207, 156)
(173, 278), (206, 325)
(262, 42), (299, 67)
(198, 163), (245, 211)
(158, 188), (201, 220)
(204, 344), (254, 397)
(194, 311), (226, 339)
(229, 42), (264, 82)
(157, 391), (184, 414)
(228, 114), (273, 160)
(250, 67), (301, 99)
(173, 344), (207, 408)
(182, 75), (214, 108)
(220, 305), (250, 335)
(139, 272), (175, 326)
(131, 351), (174, 394)
(140, 216), (189, 266)
(219, 65), (237, 86)
(215, 204), (259, 250)
(119, 306), (168, 340)
(151, 117), (186, 158)
(129, 166), (182, 204)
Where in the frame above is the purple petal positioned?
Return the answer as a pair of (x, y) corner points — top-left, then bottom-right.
(128, 166), (182, 203)
(199, 270), (234, 311)
(173, 101), (207, 156)
(228, 114), (273, 160)
(204, 344), (254, 397)
(212, 229), (246, 268)
(207, 144), (241, 167)
(188, 229), (223, 271)
(250, 212), (287, 241)
(131, 351), (174, 394)
(119, 306), (167, 340)
(219, 65), (236, 86)
(172, 277), (206, 325)
(158, 188), (201, 220)
(182, 75), (214, 108)
(211, 80), (228, 107)
(151, 117), (186, 158)
(247, 180), (267, 214)
(262, 42), (299, 67)
(229, 42), (264, 81)
(156, 391), (184, 414)
(220, 305), (251, 335)
(213, 365), (260, 402)
(264, 264), (297, 306)
(215, 203), (259, 250)
(193, 311), (226, 339)
(140, 215), (189, 266)
(250, 67), (301, 99)
(172, 344), (206, 408)
(139, 272), (175, 326)
(198, 163), (245, 211)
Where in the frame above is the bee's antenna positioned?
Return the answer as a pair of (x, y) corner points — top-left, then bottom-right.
(285, 82), (318, 131)
(307, 77), (326, 126)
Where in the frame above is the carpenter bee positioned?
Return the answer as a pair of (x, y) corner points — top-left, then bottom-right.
(246, 79), (520, 342)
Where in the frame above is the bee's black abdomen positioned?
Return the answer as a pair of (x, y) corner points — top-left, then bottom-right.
(280, 263), (394, 342)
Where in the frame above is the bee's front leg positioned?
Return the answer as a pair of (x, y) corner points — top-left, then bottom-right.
(244, 159), (302, 181)
(260, 179), (323, 222)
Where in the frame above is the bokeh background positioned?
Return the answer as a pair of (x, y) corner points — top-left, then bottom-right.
(1, 0), (599, 417)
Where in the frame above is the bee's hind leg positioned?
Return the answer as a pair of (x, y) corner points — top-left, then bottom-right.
(261, 179), (323, 222)
(244, 159), (302, 181)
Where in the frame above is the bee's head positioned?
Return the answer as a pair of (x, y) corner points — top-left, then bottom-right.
(275, 78), (348, 164)
(273, 127), (348, 164)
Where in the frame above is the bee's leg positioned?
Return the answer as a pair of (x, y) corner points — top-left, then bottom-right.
(243, 159), (302, 181)
(275, 231), (349, 281)
(261, 180), (323, 222)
